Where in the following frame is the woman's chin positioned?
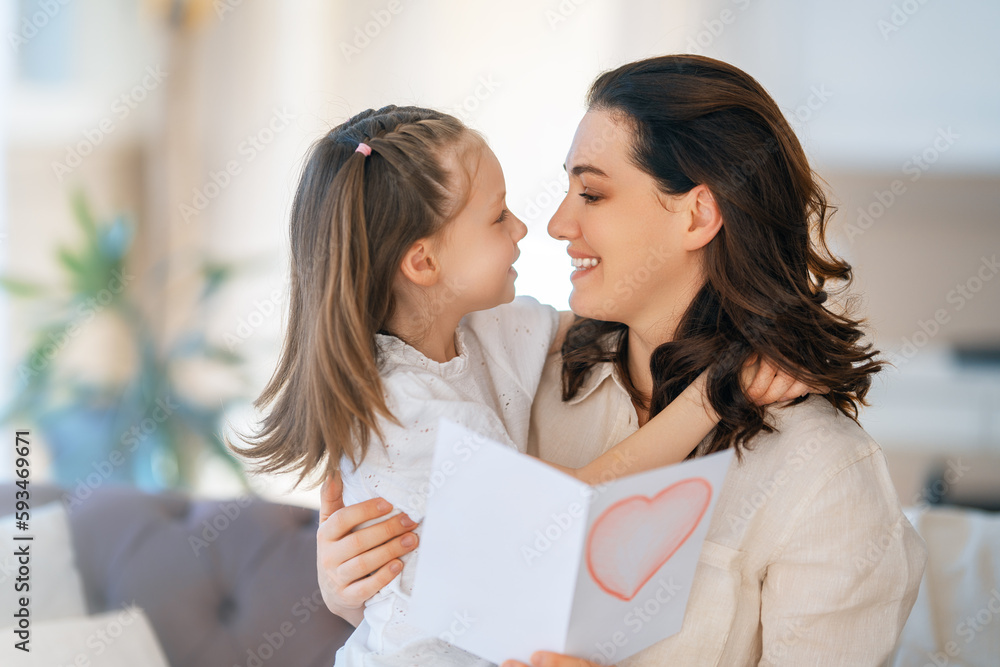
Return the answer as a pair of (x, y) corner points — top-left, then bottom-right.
(568, 290), (615, 322)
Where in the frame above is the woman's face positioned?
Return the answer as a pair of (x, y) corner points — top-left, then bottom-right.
(547, 109), (707, 338)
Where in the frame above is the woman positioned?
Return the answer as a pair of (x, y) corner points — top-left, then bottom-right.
(316, 55), (927, 666)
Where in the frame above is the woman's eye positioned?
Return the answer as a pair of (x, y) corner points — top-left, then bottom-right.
(579, 192), (600, 204)
(495, 209), (508, 223)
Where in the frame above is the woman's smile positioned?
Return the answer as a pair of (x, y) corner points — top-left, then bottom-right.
(570, 258), (601, 281)
(568, 249), (602, 280)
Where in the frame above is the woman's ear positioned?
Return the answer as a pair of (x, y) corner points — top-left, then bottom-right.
(682, 184), (724, 251)
(398, 239), (441, 287)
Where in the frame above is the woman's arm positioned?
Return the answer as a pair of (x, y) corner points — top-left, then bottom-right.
(316, 472), (419, 627)
(757, 452), (927, 664)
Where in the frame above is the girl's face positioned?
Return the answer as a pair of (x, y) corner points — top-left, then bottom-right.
(548, 109), (706, 336)
(434, 141), (527, 314)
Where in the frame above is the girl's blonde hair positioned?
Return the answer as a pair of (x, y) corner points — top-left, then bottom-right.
(231, 105), (476, 488)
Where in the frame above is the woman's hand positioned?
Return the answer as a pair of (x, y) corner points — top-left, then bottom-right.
(501, 653), (612, 667)
(741, 355), (825, 406)
(316, 471), (419, 626)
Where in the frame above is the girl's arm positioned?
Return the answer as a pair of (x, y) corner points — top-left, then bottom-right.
(545, 371), (716, 485)
(548, 359), (816, 485)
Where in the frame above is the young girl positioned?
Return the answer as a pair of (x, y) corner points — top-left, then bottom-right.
(235, 105), (810, 666)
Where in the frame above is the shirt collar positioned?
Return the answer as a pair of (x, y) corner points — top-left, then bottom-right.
(565, 360), (619, 405)
(375, 328), (469, 376)
(564, 331), (632, 405)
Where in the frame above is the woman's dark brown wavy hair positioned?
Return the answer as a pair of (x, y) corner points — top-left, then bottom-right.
(562, 55), (884, 460)
(229, 105), (477, 487)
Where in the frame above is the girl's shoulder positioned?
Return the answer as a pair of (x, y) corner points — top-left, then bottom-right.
(460, 295), (560, 353)
(460, 296), (561, 394)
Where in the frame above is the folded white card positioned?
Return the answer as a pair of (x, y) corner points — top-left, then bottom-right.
(410, 419), (734, 665)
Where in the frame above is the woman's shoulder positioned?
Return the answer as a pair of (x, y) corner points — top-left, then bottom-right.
(711, 396), (902, 548)
(741, 395), (881, 479)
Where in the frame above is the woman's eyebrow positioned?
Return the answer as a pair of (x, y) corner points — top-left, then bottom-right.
(564, 163), (609, 178)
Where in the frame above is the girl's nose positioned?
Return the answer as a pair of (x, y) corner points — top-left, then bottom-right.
(510, 212), (528, 242)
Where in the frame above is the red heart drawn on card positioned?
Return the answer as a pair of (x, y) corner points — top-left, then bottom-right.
(586, 478), (712, 601)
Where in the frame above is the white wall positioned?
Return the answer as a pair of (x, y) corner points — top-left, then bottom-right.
(690, 0), (1000, 174)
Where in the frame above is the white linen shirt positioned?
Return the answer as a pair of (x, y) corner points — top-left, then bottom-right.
(527, 348), (928, 666)
(334, 296), (559, 667)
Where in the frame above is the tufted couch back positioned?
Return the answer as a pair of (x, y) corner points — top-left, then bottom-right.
(0, 483), (354, 666)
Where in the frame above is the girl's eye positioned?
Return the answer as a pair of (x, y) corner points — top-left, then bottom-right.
(579, 192), (600, 204)
(495, 209), (508, 223)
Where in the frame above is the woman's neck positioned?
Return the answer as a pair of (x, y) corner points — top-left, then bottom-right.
(625, 322), (678, 426)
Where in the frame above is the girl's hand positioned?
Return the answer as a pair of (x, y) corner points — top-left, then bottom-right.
(317, 472), (419, 626)
(741, 355), (825, 406)
(501, 653), (612, 667)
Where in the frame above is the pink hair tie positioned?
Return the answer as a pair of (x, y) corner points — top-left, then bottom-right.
(355, 142), (372, 157)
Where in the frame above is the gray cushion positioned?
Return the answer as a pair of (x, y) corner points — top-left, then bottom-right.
(0, 483), (353, 667)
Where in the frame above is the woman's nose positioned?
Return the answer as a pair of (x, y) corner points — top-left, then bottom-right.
(547, 193), (577, 241)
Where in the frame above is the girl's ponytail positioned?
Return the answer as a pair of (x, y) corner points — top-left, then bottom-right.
(230, 106), (473, 488)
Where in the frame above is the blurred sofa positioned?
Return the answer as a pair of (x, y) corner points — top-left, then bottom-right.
(0, 482), (353, 667)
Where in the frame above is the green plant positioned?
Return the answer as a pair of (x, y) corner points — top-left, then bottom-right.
(0, 193), (249, 491)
